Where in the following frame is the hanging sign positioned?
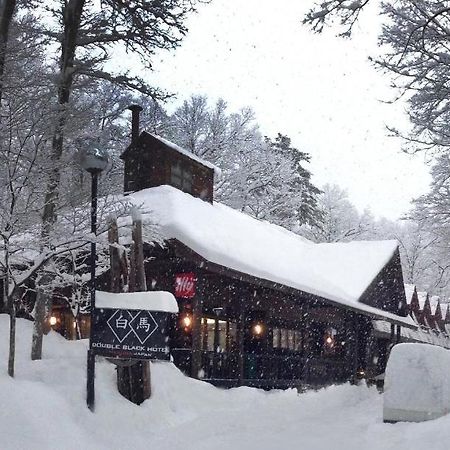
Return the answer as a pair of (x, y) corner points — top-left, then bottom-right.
(175, 272), (196, 298)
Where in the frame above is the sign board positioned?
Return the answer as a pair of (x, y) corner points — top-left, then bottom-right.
(91, 308), (171, 360)
(175, 272), (196, 298)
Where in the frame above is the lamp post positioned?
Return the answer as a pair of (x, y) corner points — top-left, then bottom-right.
(79, 142), (108, 411)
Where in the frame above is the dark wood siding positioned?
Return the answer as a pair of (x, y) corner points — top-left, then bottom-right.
(121, 132), (214, 202)
(359, 249), (407, 315)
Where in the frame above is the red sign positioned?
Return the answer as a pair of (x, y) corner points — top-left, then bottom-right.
(175, 273), (196, 298)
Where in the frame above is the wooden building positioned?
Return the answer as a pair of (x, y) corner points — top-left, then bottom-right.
(374, 284), (450, 349)
(111, 109), (416, 389)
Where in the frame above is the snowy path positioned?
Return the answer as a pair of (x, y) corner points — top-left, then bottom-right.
(1, 317), (450, 450)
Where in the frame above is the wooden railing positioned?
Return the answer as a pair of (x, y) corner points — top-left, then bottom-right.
(171, 348), (350, 386)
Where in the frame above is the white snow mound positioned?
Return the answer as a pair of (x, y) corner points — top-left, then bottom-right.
(384, 343), (450, 422)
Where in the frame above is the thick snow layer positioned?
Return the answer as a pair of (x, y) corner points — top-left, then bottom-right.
(96, 291), (178, 313)
(129, 186), (413, 326)
(3, 317), (450, 450)
(384, 343), (450, 422)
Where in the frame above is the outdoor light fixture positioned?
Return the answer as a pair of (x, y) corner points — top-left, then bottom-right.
(78, 139), (109, 412)
(182, 314), (192, 329)
(252, 323), (264, 336)
(78, 141), (109, 174)
(325, 336), (333, 345)
(49, 316), (57, 326)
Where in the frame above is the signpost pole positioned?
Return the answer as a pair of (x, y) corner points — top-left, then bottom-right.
(87, 171), (98, 411)
(77, 142), (108, 411)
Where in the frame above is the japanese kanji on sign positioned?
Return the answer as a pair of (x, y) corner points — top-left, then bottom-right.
(90, 291), (178, 360)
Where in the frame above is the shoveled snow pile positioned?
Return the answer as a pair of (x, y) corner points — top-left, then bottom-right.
(2, 317), (450, 450)
(384, 343), (450, 423)
(129, 186), (412, 326)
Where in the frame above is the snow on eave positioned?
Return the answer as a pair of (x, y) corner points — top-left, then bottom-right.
(96, 291), (178, 313)
(127, 186), (409, 325)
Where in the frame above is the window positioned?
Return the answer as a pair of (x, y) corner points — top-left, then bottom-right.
(294, 331), (302, 351)
(280, 329), (288, 349)
(171, 162), (192, 192)
(204, 318), (228, 352)
(273, 328), (280, 348)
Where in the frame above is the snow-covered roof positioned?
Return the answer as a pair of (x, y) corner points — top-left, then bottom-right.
(373, 320), (450, 349)
(144, 132), (221, 175)
(96, 290), (178, 313)
(442, 303), (449, 320)
(129, 185), (413, 327)
(404, 284), (416, 304)
(430, 296), (441, 315)
(418, 292), (428, 310)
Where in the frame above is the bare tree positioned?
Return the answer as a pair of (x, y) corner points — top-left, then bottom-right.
(38, 0), (202, 238)
(304, 0), (371, 37)
(303, 184), (374, 242)
(304, 1), (450, 155)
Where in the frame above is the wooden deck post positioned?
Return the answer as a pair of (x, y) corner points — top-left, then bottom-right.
(191, 275), (203, 379)
(236, 301), (245, 385)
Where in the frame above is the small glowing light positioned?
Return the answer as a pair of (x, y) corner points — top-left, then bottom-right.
(253, 323), (263, 336)
(49, 316), (57, 326)
(182, 315), (192, 328)
(325, 336), (333, 345)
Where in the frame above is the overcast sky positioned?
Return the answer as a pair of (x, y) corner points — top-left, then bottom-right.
(143, 0), (431, 220)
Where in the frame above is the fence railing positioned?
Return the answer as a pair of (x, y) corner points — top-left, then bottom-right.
(171, 348), (349, 385)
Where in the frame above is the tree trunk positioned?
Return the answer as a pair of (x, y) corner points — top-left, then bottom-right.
(42, 0), (86, 235)
(31, 286), (52, 360)
(8, 300), (15, 377)
(0, 0), (16, 106)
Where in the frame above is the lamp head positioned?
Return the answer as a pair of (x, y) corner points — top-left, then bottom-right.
(78, 141), (109, 174)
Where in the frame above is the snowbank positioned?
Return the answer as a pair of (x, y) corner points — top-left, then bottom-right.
(96, 290), (178, 313)
(384, 343), (450, 422)
(4, 317), (450, 449)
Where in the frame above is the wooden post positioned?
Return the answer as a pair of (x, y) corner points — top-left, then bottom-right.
(389, 323), (395, 346)
(396, 325), (401, 344)
(115, 211), (151, 404)
(213, 317), (220, 377)
(352, 315), (359, 383)
(191, 275), (203, 379)
(108, 217), (122, 294)
(236, 301), (245, 385)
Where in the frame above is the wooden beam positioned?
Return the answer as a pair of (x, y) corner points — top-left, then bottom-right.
(236, 300), (245, 385)
(191, 275), (204, 379)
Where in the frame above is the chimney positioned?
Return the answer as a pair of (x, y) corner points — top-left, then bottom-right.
(128, 104), (143, 144)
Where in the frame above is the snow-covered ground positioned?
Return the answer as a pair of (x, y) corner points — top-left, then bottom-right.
(1, 316), (450, 450)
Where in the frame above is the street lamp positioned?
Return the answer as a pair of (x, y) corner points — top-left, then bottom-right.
(79, 141), (108, 412)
